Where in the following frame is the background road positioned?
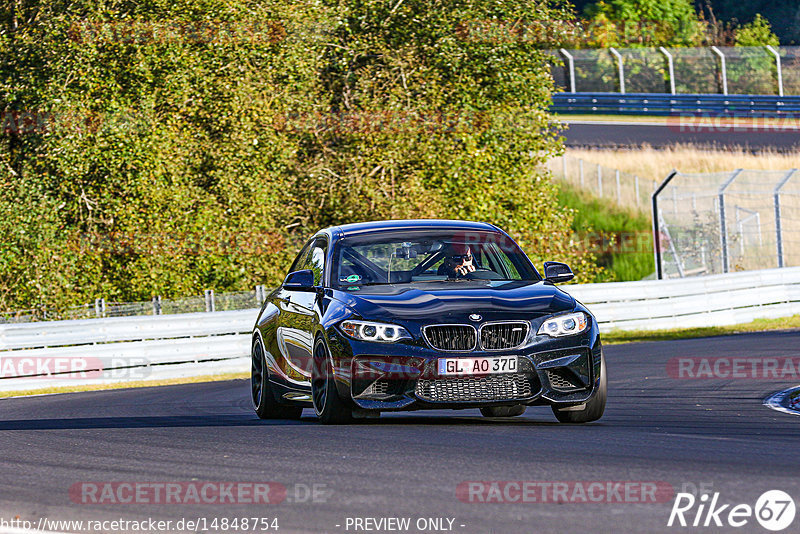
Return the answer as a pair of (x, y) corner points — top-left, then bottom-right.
(563, 121), (800, 151)
(1, 331), (799, 533)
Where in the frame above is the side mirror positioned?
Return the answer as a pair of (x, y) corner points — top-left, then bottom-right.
(543, 261), (574, 284)
(283, 269), (316, 291)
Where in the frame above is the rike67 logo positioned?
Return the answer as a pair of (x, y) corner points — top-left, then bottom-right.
(668, 490), (796, 531)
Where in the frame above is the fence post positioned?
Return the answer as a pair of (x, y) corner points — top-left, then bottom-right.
(609, 47), (625, 94)
(766, 45), (784, 97)
(672, 186), (678, 215)
(152, 296), (162, 315)
(559, 48), (576, 93)
(94, 298), (105, 318)
(597, 164), (603, 197)
(710, 46), (728, 95)
(774, 169), (797, 268)
(204, 289), (215, 312)
(652, 170), (679, 280)
(615, 170), (621, 205)
(562, 154), (567, 180)
(718, 169), (743, 273)
(256, 285), (267, 303)
(658, 46), (676, 94)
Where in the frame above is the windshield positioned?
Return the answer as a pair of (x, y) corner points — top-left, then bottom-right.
(332, 230), (539, 287)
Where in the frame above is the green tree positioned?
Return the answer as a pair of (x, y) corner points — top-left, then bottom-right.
(584, 0), (705, 46)
(734, 13), (779, 46)
(0, 0), (600, 315)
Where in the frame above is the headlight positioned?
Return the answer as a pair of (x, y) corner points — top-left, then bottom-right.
(537, 312), (589, 337)
(340, 320), (411, 343)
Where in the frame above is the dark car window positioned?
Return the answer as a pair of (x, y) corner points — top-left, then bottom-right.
(289, 240), (314, 274)
(291, 238), (327, 286)
(332, 230), (538, 287)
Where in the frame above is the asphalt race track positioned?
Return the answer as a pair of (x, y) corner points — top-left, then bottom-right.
(1, 331), (799, 534)
(563, 120), (800, 151)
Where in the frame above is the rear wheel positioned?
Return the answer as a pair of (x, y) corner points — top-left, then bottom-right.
(252, 336), (303, 420)
(312, 337), (353, 425)
(552, 355), (606, 423)
(480, 405), (527, 417)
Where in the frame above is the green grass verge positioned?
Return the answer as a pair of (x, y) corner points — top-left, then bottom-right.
(557, 183), (654, 282)
(0, 371), (249, 399)
(603, 315), (800, 344)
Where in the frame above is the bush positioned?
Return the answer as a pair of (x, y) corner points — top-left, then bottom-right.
(0, 0), (598, 314)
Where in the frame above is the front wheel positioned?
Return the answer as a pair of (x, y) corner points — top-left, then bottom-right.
(311, 337), (353, 425)
(552, 354), (607, 423)
(252, 336), (303, 420)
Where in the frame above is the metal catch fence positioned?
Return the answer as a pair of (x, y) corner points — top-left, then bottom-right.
(653, 169), (800, 278)
(550, 46), (800, 96)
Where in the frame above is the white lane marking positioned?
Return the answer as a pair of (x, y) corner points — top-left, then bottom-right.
(763, 385), (800, 416)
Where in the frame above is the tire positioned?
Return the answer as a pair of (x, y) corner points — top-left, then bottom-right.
(552, 354), (607, 423)
(251, 336), (303, 420)
(311, 337), (353, 425)
(480, 405), (527, 417)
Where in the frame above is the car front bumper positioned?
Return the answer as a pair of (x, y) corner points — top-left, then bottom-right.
(325, 324), (603, 412)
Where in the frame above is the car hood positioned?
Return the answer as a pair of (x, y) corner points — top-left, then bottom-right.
(330, 280), (575, 323)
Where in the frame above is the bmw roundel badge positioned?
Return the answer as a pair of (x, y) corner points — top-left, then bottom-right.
(469, 314), (482, 322)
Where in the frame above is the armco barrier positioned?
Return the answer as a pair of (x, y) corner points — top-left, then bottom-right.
(551, 93), (800, 116)
(567, 267), (800, 331)
(1, 267), (799, 393)
(0, 309), (258, 392)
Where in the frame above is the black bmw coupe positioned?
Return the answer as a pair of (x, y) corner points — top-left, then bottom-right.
(251, 219), (606, 424)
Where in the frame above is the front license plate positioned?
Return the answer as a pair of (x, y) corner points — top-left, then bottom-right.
(438, 356), (518, 376)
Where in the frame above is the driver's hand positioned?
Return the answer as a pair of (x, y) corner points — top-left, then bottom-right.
(456, 263), (476, 276)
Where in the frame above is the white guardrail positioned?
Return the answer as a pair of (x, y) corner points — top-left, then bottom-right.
(1, 267), (799, 393)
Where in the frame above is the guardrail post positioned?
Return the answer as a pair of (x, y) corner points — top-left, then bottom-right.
(609, 47), (625, 94)
(718, 169), (743, 273)
(597, 165), (603, 197)
(658, 47), (676, 95)
(766, 45), (784, 97)
(152, 296), (162, 315)
(652, 170), (679, 280)
(710, 46), (728, 95)
(615, 170), (621, 205)
(559, 48), (576, 93)
(204, 289), (215, 312)
(774, 169), (797, 268)
(94, 298), (105, 318)
(255, 285), (267, 303)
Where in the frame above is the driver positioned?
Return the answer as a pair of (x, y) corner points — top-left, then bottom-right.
(438, 243), (476, 278)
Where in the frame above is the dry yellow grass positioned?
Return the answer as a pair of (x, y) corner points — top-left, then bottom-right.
(567, 145), (799, 183)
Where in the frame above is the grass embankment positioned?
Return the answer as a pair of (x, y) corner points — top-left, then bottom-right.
(566, 145), (798, 183)
(557, 183), (654, 281)
(602, 315), (800, 344)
